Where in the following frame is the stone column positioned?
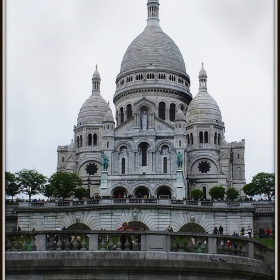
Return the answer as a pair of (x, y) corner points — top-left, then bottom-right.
(88, 233), (99, 251)
(36, 234), (47, 251)
(208, 237), (217, 254)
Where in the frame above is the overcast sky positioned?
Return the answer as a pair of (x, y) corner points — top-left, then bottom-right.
(5, 0), (275, 188)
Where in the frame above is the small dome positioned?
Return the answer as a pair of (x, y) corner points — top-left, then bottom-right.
(92, 65), (100, 80)
(186, 91), (222, 123)
(175, 109), (185, 121)
(199, 63), (207, 78)
(77, 93), (108, 125)
(104, 108), (115, 123)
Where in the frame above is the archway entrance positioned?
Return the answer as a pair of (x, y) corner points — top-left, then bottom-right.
(156, 186), (172, 198)
(112, 187), (128, 198)
(67, 223), (90, 230)
(134, 186), (149, 198)
(178, 223), (206, 233)
(127, 221), (149, 230)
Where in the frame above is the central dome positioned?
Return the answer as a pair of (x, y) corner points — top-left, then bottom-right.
(119, 24), (187, 75)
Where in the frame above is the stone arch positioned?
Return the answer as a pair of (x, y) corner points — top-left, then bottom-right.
(66, 223), (91, 230)
(134, 185), (150, 198)
(127, 221), (149, 230)
(77, 157), (101, 175)
(189, 156), (220, 175)
(156, 140), (174, 151)
(112, 186), (128, 198)
(114, 141), (132, 151)
(156, 185), (172, 198)
(178, 223), (206, 233)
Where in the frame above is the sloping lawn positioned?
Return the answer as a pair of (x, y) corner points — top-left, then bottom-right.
(254, 238), (275, 249)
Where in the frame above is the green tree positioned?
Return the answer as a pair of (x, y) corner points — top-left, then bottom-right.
(242, 182), (257, 198)
(225, 188), (239, 201)
(40, 183), (55, 200)
(209, 186), (225, 201)
(74, 187), (88, 200)
(16, 169), (47, 202)
(191, 189), (203, 200)
(48, 171), (83, 200)
(5, 171), (21, 202)
(243, 172), (275, 200)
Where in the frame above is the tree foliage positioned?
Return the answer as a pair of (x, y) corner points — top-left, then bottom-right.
(48, 171), (83, 200)
(243, 172), (275, 200)
(5, 171), (21, 202)
(41, 184), (55, 200)
(191, 189), (204, 200)
(208, 186), (225, 200)
(16, 169), (47, 201)
(74, 187), (88, 200)
(225, 187), (239, 201)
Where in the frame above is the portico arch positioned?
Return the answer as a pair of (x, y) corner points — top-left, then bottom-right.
(178, 223), (206, 233)
(134, 186), (150, 198)
(156, 186), (172, 198)
(67, 223), (91, 230)
(112, 186), (128, 198)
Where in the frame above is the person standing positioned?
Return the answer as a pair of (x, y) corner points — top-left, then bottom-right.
(265, 227), (271, 239)
(247, 225), (252, 237)
(218, 225), (224, 235)
(213, 227), (218, 234)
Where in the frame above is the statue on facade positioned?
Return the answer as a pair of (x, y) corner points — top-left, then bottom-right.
(101, 152), (109, 171)
(141, 111), (147, 130)
(176, 152), (183, 169)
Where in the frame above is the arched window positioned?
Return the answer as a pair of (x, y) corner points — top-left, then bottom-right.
(140, 143), (148, 166)
(93, 134), (97, 145)
(79, 135), (83, 147)
(203, 186), (207, 199)
(107, 142), (109, 148)
(88, 134), (92, 146)
(76, 136), (80, 148)
(121, 158), (125, 174)
(191, 133), (193, 145)
(159, 102), (166, 120)
(169, 103), (176, 121)
(204, 131), (208, 143)
(199, 131), (203, 144)
(218, 133), (221, 145)
(126, 104), (132, 119)
(120, 107), (124, 123)
(179, 140), (181, 147)
(187, 134), (190, 145)
(180, 105), (184, 111)
(163, 157), (167, 173)
(214, 132), (217, 145)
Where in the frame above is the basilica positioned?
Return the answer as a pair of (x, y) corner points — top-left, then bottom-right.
(57, 0), (245, 200)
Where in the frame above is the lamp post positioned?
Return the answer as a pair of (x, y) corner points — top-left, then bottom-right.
(87, 177), (91, 199)
(186, 175), (189, 200)
(28, 186), (32, 202)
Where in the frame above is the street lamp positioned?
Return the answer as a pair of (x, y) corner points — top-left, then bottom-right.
(87, 177), (91, 199)
(186, 175), (189, 200)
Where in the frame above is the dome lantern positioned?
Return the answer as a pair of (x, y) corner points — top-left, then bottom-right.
(147, 0), (160, 26)
(92, 65), (101, 93)
(199, 62), (207, 92)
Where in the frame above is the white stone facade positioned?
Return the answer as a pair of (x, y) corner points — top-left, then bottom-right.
(57, 0), (245, 200)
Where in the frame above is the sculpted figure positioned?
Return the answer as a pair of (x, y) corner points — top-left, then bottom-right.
(101, 152), (109, 171)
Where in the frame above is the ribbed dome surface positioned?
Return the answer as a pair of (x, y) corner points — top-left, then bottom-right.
(119, 25), (186, 75)
(186, 91), (222, 123)
(77, 93), (108, 125)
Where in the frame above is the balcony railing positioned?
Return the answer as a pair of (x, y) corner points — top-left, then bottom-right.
(4, 230), (270, 265)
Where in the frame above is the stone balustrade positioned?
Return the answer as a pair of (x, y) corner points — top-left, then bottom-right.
(16, 199), (272, 210)
(5, 230), (270, 263)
